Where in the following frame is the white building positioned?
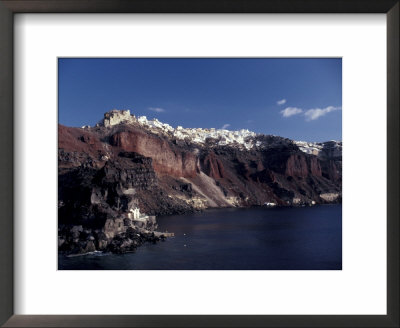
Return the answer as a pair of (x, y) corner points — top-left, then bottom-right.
(129, 207), (141, 220)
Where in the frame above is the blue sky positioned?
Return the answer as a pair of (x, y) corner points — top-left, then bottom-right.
(58, 58), (341, 142)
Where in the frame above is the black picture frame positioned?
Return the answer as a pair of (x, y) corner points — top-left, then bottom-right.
(0, 1), (398, 327)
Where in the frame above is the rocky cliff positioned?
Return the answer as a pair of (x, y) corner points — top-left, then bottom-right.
(58, 110), (342, 253)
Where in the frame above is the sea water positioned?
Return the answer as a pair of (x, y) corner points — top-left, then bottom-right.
(58, 205), (342, 270)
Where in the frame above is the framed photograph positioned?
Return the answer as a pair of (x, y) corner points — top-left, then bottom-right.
(0, 0), (398, 327)
(57, 57), (343, 271)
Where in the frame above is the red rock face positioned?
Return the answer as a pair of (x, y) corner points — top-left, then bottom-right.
(284, 154), (322, 178)
(110, 130), (197, 178)
(182, 152), (199, 176)
(285, 154), (309, 177)
(201, 152), (225, 179)
(309, 156), (322, 177)
(58, 124), (107, 165)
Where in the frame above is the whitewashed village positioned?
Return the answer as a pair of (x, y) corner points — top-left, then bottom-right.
(88, 109), (341, 158)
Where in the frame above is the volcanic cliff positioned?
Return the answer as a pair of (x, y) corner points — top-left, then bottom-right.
(59, 109), (341, 226)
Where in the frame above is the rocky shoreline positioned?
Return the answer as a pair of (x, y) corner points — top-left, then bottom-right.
(58, 224), (167, 256)
(58, 205), (173, 255)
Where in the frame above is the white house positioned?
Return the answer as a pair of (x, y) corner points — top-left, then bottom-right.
(129, 207), (141, 220)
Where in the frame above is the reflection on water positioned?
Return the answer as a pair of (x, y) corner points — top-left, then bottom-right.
(59, 205), (342, 270)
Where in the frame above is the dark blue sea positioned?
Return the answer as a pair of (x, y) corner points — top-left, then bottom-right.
(58, 205), (342, 270)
